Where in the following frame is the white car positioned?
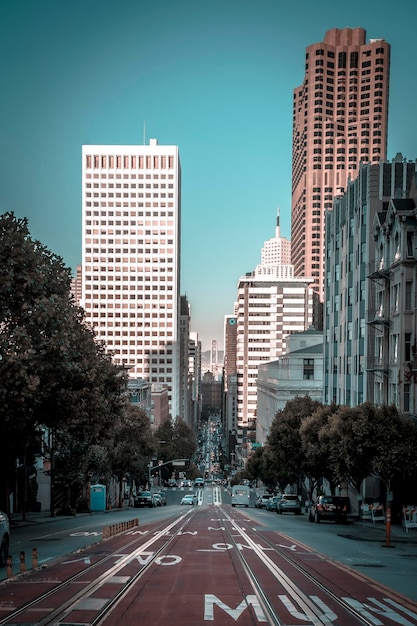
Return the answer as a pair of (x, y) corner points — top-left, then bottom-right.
(0, 511), (10, 567)
(181, 494), (197, 505)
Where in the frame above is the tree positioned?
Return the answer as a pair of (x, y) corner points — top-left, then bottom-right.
(108, 405), (155, 507)
(153, 417), (197, 483)
(0, 212), (128, 514)
(300, 403), (338, 499)
(370, 405), (417, 506)
(267, 396), (322, 492)
(322, 403), (380, 494)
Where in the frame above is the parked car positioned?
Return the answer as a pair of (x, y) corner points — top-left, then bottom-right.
(153, 493), (162, 506)
(156, 491), (167, 505)
(255, 493), (274, 509)
(181, 494), (197, 505)
(134, 491), (156, 508)
(309, 495), (349, 524)
(266, 495), (282, 511)
(0, 511), (10, 567)
(277, 494), (302, 515)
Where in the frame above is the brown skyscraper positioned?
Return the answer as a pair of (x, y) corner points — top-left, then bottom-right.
(292, 28), (390, 308)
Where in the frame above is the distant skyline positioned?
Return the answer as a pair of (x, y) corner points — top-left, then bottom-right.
(2, 0), (417, 350)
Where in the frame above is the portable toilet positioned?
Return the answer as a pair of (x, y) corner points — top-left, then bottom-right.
(90, 484), (106, 511)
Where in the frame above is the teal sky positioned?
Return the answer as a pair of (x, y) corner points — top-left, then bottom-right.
(1, 0), (417, 350)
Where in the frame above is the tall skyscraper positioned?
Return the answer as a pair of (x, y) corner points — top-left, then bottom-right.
(292, 28), (390, 306)
(235, 219), (313, 431)
(81, 139), (181, 417)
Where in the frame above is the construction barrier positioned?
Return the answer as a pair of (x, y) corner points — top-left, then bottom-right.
(402, 506), (417, 533)
(102, 517), (139, 540)
(360, 503), (385, 523)
(5, 518), (139, 579)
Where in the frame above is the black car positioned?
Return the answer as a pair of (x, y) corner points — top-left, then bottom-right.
(309, 495), (349, 523)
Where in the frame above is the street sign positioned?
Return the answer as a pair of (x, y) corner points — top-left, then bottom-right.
(172, 461), (185, 466)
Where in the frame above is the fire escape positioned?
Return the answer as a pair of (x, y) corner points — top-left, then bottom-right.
(366, 257), (391, 404)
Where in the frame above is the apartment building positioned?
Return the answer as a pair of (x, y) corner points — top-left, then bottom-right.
(81, 139), (181, 417)
(324, 155), (417, 407)
(368, 172), (417, 414)
(292, 28), (390, 313)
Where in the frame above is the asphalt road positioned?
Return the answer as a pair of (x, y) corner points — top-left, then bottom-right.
(3, 486), (417, 604)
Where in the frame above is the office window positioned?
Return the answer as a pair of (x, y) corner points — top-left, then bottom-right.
(303, 359), (314, 380)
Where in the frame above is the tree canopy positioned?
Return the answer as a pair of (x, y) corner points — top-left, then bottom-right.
(0, 212), (131, 513)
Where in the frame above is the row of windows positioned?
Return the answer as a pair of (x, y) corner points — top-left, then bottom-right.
(85, 154), (175, 169)
(86, 210), (175, 218)
(86, 173), (174, 180)
(86, 202), (175, 208)
(86, 182), (174, 188)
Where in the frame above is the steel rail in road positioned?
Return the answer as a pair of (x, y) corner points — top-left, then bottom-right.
(2, 500), (417, 625)
(220, 507), (377, 626)
(0, 509), (197, 626)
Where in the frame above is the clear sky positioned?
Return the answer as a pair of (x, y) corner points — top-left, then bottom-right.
(1, 0), (417, 350)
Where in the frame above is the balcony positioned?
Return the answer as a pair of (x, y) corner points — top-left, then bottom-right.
(367, 258), (392, 281)
(366, 357), (390, 373)
(366, 306), (390, 327)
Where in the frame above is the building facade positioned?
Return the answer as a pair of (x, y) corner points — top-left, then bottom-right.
(323, 155), (416, 407)
(236, 267), (314, 429)
(292, 28), (390, 310)
(256, 327), (323, 445)
(81, 140), (181, 417)
(369, 175), (417, 415)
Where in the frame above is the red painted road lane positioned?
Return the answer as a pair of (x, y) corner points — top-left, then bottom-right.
(2, 505), (417, 625)
(0, 517), (181, 624)
(97, 505), (262, 626)
(228, 510), (417, 625)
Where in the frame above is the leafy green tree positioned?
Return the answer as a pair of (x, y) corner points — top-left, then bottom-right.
(267, 396), (322, 492)
(300, 403), (339, 498)
(153, 417), (197, 483)
(370, 405), (417, 505)
(109, 404), (155, 506)
(0, 212), (127, 514)
(245, 447), (264, 485)
(321, 403), (379, 494)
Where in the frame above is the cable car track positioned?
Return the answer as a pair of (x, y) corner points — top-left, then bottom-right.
(1, 502), (417, 625)
(219, 506), (378, 625)
(0, 508), (198, 626)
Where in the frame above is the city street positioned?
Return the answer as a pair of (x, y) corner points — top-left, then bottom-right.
(1, 485), (416, 626)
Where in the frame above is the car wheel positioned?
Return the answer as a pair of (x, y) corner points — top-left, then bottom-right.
(0, 535), (9, 567)
(314, 511), (320, 523)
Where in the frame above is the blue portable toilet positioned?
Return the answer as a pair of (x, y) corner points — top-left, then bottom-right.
(90, 484), (106, 511)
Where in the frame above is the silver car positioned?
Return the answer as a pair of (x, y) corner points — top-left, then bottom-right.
(277, 494), (302, 515)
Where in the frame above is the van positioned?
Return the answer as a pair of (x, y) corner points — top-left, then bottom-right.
(231, 485), (250, 507)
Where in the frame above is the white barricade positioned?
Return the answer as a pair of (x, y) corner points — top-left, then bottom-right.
(402, 506), (417, 533)
(361, 503), (385, 523)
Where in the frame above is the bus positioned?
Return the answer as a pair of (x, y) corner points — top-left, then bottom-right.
(231, 484), (250, 507)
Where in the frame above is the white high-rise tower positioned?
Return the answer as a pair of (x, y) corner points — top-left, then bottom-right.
(81, 139), (181, 417)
